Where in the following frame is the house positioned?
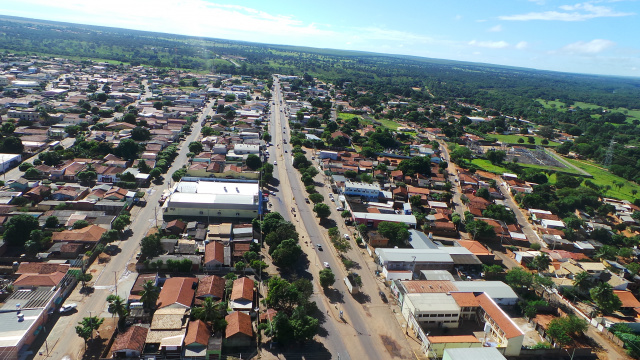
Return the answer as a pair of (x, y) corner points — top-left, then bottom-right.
(51, 225), (106, 244)
(195, 275), (225, 305)
(204, 241), (225, 270)
(183, 320), (211, 360)
(352, 212), (417, 228)
(613, 290), (640, 313)
(165, 219), (186, 235)
(111, 325), (148, 358)
(230, 277), (254, 312)
(224, 312), (253, 347)
(156, 277), (198, 309)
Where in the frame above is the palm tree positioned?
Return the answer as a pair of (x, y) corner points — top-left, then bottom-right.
(139, 280), (160, 312)
(106, 295), (128, 330)
(191, 297), (227, 332)
(573, 271), (592, 295)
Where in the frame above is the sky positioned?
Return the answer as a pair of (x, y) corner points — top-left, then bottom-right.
(1, 0), (639, 77)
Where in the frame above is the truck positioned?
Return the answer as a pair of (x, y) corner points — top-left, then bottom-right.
(344, 273), (361, 295)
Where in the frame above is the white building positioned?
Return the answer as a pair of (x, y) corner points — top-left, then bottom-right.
(343, 181), (381, 201)
(0, 154), (21, 173)
(232, 144), (260, 155)
(163, 179), (262, 221)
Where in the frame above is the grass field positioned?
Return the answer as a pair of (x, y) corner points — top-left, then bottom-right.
(489, 134), (560, 147)
(337, 112), (362, 121)
(471, 159), (509, 173)
(566, 158), (640, 201)
(537, 98), (640, 125)
(377, 119), (401, 130)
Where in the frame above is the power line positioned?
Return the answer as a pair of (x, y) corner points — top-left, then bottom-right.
(603, 138), (615, 167)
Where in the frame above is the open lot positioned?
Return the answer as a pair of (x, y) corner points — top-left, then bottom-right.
(566, 158), (640, 201)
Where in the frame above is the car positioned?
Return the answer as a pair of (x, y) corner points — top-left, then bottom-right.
(323, 262), (330, 268)
(316, 244), (323, 251)
(305, 198), (310, 203)
(59, 303), (77, 313)
(379, 291), (388, 303)
(336, 206), (344, 211)
(273, 161), (277, 165)
(284, 150), (288, 153)
(330, 198), (335, 202)
(343, 234), (350, 240)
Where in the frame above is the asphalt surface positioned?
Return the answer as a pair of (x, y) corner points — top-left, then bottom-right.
(32, 101), (212, 360)
(269, 77), (410, 360)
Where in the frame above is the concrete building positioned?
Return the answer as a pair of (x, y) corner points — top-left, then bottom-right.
(163, 178), (262, 221)
(343, 181), (381, 201)
(442, 347), (506, 360)
(0, 154), (21, 173)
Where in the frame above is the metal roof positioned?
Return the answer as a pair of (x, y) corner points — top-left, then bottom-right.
(451, 281), (517, 300)
(376, 248), (454, 264)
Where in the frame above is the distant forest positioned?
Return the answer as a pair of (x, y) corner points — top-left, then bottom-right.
(1, 15), (640, 114)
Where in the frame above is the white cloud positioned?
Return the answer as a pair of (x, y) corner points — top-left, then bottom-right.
(500, 2), (634, 21)
(468, 40), (510, 49)
(488, 25), (503, 32)
(516, 41), (529, 49)
(561, 39), (616, 53)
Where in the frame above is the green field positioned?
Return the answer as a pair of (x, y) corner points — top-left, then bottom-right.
(537, 98), (640, 125)
(471, 159), (509, 173)
(377, 119), (401, 130)
(566, 158), (640, 201)
(489, 134), (560, 147)
(337, 112), (362, 121)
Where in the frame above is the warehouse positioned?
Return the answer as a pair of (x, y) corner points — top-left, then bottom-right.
(162, 178), (262, 221)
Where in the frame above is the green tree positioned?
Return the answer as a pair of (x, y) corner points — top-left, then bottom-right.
(313, 203), (331, 221)
(505, 267), (533, 289)
(140, 234), (162, 257)
(75, 316), (104, 349)
(527, 136), (535, 144)
(377, 221), (410, 247)
(246, 154), (262, 170)
(24, 167), (41, 179)
(188, 141), (204, 154)
(308, 193), (324, 204)
(191, 297), (227, 332)
(116, 138), (140, 160)
(271, 239), (302, 269)
(319, 268), (335, 288)
(528, 253), (551, 272)
(140, 280), (160, 312)
(573, 271), (592, 294)
(486, 149), (506, 165)
(476, 187), (491, 200)
(1, 136), (23, 154)
(546, 315), (587, 345)
(45, 215), (59, 228)
(465, 219), (496, 240)
(4, 214), (40, 246)
(590, 282), (622, 314)
(106, 295), (128, 330)
(73, 220), (90, 229)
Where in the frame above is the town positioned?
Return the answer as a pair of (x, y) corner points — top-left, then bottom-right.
(0, 48), (638, 360)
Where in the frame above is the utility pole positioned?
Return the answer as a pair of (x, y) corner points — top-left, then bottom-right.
(114, 271), (118, 296)
(603, 138), (615, 167)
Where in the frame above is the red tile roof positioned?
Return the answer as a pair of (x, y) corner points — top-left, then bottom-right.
(156, 277), (197, 309)
(614, 290), (640, 308)
(450, 292), (480, 307)
(184, 320), (210, 346)
(225, 311), (253, 338)
(16, 262), (69, 275)
(14, 271), (66, 287)
(196, 275), (225, 301)
(51, 225), (106, 243)
(476, 293), (524, 339)
(427, 335), (480, 343)
(204, 241), (224, 264)
(456, 240), (492, 256)
(111, 325), (148, 353)
(231, 277), (254, 302)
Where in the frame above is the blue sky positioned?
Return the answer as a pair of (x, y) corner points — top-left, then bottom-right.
(1, 0), (638, 76)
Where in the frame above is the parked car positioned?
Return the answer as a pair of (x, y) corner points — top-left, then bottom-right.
(343, 234), (350, 240)
(379, 291), (388, 303)
(305, 198), (310, 203)
(323, 262), (330, 268)
(59, 303), (77, 313)
(316, 244), (323, 251)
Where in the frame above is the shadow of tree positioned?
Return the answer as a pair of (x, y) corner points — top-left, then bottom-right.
(323, 287), (345, 305)
(353, 291), (371, 304)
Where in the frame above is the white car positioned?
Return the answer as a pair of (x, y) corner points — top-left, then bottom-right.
(59, 303), (77, 313)
(323, 262), (330, 268)
(273, 161), (277, 166)
(343, 234), (350, 240)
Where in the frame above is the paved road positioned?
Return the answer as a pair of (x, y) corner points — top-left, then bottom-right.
(270, 77), (413, 360)
(32, 102), (212, 360)
(2, 137), (75, 183)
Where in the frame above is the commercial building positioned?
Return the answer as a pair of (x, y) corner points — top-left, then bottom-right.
(163, 178), (262, 221)
(0, 154), (21, 173)
(343, 181), (381, 201)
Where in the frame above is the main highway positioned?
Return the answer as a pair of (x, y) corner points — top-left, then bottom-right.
(268, 76), (414, 359)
